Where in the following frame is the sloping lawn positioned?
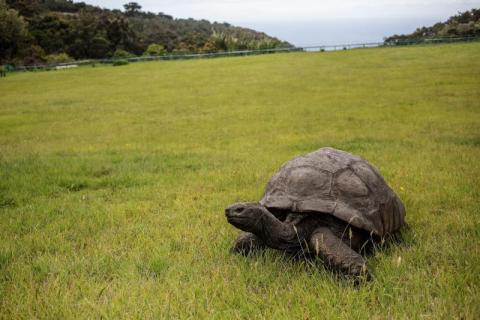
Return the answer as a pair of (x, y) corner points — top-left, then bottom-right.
(1, 42), (479, 319)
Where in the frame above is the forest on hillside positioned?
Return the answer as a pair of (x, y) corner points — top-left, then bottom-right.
(385, 8), (480, 43)
(0, 0), (292, 65)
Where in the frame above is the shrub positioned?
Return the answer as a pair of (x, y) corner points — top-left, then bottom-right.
(113, 49), (133, 59)
(143, 43), (166, 56)
(112, 59), (129, 66)
(21, 45), (46, 65)
(89, 36), (111, 59)
(46, 53), (73, 64)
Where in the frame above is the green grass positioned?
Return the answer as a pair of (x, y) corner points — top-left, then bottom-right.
(1, 42), (479, 319)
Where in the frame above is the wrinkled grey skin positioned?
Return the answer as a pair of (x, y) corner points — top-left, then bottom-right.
(225, 148), (406, 279)
(226, 203), (372, 278)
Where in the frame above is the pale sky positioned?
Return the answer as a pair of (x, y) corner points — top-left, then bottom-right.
(86, 0), (479, 21)
(85, 0), (480, 45)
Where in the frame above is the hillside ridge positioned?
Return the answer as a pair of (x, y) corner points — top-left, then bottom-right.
(0, 0), (292, 64)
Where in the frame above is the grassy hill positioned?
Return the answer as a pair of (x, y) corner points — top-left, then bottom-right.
(0, 42), (479, 319)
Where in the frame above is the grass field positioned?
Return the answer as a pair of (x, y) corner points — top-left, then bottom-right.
(1, 42), (480, 319)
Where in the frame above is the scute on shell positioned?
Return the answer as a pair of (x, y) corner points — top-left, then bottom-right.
(259, 147), (405, 236)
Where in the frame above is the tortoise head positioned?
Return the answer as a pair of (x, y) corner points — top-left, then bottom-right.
(225, 202), (269, 233)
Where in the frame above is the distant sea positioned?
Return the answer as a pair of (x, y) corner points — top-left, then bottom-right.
(238, 17), (448, 47)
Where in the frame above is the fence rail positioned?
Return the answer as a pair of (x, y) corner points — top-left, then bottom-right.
(4, 36), (480, 72)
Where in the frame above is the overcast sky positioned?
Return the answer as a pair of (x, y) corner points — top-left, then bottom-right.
(85, 0), (480, 45)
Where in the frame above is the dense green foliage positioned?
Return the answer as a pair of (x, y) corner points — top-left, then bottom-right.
(385, 8), (480, 43)
(0, 2), (28, 61)
(112, 48), (133, 59)
(45, 52), (73, 64)
(112, 58), (128, 66)
(143, 43), (165, 56)
(0, 0), (290, 64)
(0, 43), (479, 318)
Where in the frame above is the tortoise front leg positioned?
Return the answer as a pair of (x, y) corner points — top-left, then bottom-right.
(309, 227), (369, 278)
(231, 232), (266, 255)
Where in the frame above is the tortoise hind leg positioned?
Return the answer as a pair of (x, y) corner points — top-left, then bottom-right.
(309, 227), (370, 279)
(231, 232), (266, 255)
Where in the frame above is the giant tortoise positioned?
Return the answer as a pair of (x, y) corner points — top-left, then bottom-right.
(225, 147), (406, 278)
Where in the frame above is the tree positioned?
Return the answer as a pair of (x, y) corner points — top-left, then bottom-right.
(113, 48), (132, 59)
(67, 10), (100, 59)
(88, 36), (111, 58)
(123, 2), (141, 16)
(21, 44), (45, 65)
(200, 39), (217, 53)
(210, 31), (227, 51)
(5, 0), (44, 17)
(0, 3), (28, 63)
(29, 13), (72, 54)
(106, 18), (130, 49)
(46, 52), (72, 64)
(385, 8), (480, 43)
(0, 0), (292, 63)
(172, 42), (191, 54)
(143, 43), (165, 56)
(43, 0), (78, 13)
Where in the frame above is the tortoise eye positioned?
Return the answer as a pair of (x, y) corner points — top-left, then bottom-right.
(235, 207), (243, 213)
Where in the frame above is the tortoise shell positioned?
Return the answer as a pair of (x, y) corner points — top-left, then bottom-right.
(259, 147), (405, 236)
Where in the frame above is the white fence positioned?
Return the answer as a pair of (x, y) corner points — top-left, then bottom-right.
(6, 36), (480, 72)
